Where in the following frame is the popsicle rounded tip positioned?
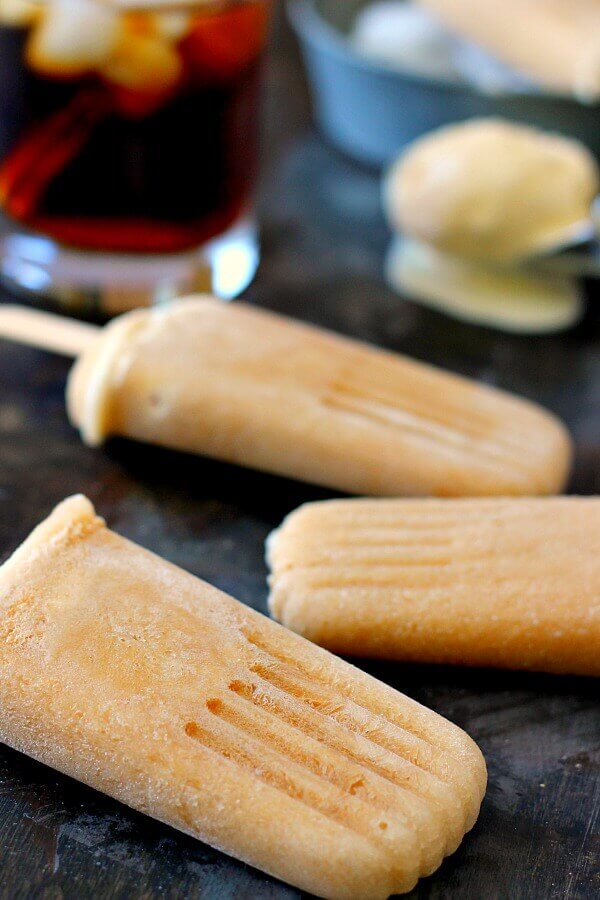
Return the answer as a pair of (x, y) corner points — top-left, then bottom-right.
(66, 308), (149, 447)
(444, 732), (488, 830)
(264, 528), (280, 581)
(265, 503), (322, 623)
(24, 494), (99, 540)
(529, 410), (573, 495)
(0, 494), (100, 585)
(31, 494), (101, 541)
(51, 492), (95, 515)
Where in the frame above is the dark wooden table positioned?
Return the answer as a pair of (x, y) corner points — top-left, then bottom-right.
(0, 17), (599, 900)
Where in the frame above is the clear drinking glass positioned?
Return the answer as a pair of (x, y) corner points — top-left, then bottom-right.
(0, 0), (271, 313)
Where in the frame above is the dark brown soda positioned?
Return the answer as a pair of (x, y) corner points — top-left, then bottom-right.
(0, 2), (268, 254)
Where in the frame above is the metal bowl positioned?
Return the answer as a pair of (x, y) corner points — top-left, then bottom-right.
(289, 0), (600, 167)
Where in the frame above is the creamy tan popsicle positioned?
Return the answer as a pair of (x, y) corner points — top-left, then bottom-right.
(418, 0), (600, 101)
(267, 497), (600, 677)
(0, 495), (487, 899)
(0, 298), (572, 496)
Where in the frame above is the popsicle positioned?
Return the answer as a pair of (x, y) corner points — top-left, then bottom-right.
(0, 298), (572, 497)
(417, 0), (600, 101)
(0, 495), (487, 899)
(267, 497), (600, 677)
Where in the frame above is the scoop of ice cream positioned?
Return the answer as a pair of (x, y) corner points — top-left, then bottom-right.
(386, 236), (583, 333)
(384, 119), (599, 262)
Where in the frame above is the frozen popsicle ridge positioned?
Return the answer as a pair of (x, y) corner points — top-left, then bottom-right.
(267, 497), (600, 677)
(324, 383), (545, 478)
(225, 675), (468, 858)
(321, 363), (570, 494)
(0, 495), (486, 898)
(240, 627), (486, 805)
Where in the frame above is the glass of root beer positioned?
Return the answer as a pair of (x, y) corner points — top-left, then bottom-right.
(0, 0), (271, 313)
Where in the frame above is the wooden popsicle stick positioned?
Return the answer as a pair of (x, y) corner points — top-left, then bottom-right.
(0, 305), (100, 358)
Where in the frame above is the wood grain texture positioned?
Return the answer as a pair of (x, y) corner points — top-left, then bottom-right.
(0, 10), (598, 900)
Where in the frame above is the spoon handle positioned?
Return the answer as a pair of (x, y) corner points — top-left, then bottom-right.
(534, 242), (600, 279)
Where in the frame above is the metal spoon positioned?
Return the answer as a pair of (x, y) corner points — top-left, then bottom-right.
(529, 197), (600, 278)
